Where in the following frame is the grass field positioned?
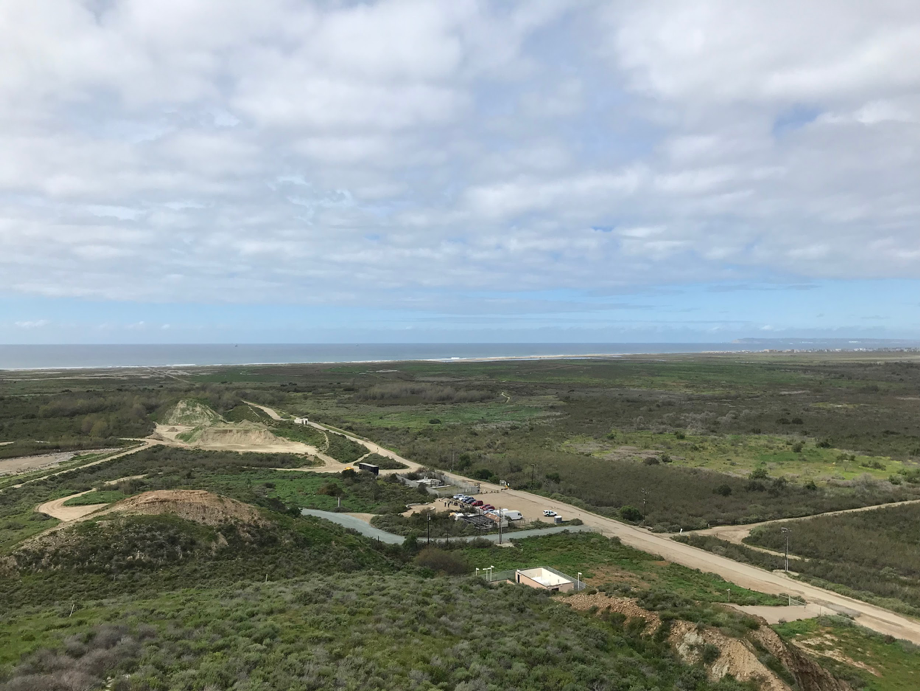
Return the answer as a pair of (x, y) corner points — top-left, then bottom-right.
(564, 430), (911, 485)
(63, 489), (127, 506)
(455, 532), (783, 607)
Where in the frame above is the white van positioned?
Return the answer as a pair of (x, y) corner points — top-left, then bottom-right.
(500, 509), (523, 521)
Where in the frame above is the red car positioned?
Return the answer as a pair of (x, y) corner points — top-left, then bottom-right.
(471, 500), (484, 507)
(482, 504), (495, 511)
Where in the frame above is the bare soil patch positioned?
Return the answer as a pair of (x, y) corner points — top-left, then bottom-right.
(564, 592), (661, 633)
(0, 449), (117, 477)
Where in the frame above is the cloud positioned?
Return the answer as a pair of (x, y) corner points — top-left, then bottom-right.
(14, 319), (50, 329)
(0, 0), (918, 315)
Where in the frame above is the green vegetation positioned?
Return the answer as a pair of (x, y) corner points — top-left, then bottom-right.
(775, 616), (920, 691)
(63, 489), (126, 506)
(260, 357), (920, 531)
(565, 429), (912, 484)
(5, 355), (920, 688)
(0, 446), (315, 551)
(360, 452), (408, 469)
(325, 431), (367, 463)
(678, 523), (920, 617)
(0, 574), (757, 691)
(223, 403), (273, 423)
(5, 510), (397, 611)
(270, 420), (327, 447)
(372, 510), (489, 538)
(455, 532), (783, 606)
(746, 503), (920, 615)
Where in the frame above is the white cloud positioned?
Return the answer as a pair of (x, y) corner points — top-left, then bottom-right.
(14, 319), (50, 329)
(0, 0), (919, 308)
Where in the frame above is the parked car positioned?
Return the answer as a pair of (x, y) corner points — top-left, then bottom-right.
(543, 510), (557, 517)
(463, 497), (476, 504)
(472, 500), (484, 507)
(481, 504), (495, 511)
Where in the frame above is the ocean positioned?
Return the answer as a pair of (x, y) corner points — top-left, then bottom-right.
(1, 340), (917, 370)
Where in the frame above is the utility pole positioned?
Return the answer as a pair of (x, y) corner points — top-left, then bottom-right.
(530, 463), (536, 488)
(781, 527), (791, 573)
(641, 488), (649, 513)
(498, 507), (503, 545)
(427, 512), (431, 545)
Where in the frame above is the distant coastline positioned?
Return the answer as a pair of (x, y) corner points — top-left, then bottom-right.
(2, 341), (920, 372)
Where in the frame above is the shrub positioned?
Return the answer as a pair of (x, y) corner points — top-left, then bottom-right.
(414, 548), (467, 575)
(713, 484), (732, 497)
(700, 643), (721, 665)
(619, 506), (643, 522)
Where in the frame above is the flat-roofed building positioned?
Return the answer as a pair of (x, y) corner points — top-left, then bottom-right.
(515, 567), (578, 592)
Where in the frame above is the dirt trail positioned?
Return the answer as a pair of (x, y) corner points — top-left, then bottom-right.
(8, 442), (153, 490)
(692, 497), (920, 547)
(244, 401), (284, 421)
(37, 491), (108, 521)
(252, 402), (920, 645)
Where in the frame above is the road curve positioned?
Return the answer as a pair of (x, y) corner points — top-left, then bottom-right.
(37, 491), (108, 521)
(255, 402), (920, 645)
(691, 497), (920, 547)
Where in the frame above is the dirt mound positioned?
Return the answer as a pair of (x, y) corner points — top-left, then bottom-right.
(670, 619), (852, 691)
(562, 596), (851, 691)
(164, 399), (223, 427)
(193, 422), (280, 448)
(99, 490), (268, 527)
(671, 620), (790, 691)
(564, 592), (661, 633)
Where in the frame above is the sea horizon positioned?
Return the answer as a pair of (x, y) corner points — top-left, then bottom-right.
(2, 340), (920, 371)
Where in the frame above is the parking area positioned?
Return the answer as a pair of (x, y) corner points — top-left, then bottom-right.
(439, 492), (570, 527)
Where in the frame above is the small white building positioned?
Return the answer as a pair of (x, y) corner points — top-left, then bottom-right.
(515, 567), (577, 593)
(294, 417), (309, 425)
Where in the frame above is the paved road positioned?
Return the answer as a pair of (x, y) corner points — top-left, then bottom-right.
(301, 509), (595, 545)
(256, 402), (920, 645)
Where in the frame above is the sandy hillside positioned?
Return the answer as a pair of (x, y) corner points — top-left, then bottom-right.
(164, 399), (223, 427)
(98, 489), (268, 526)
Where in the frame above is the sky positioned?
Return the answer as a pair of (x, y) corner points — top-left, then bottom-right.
(1, 0), (920, 344)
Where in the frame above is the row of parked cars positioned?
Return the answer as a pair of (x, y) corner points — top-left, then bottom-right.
(452, 494), (496, 512)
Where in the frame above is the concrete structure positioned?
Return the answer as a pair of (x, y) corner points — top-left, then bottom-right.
(516, 567), (577, 592)
(294, 417), (309, 425)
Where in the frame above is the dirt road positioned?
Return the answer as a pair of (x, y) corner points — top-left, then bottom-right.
(244, 401), (284, 421)
(7, 442), (154, 490)
(1, 448), (118, 477)
(37, 491), (108, 521)
(253, 402), (920, 645)
(692, 497), (920, 546)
